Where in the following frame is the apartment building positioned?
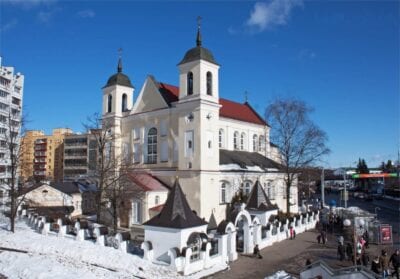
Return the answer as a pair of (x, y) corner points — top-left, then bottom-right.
(20, 128), (72, 183)
(0, 58), (24, 206)
(63, 130), (98, 181)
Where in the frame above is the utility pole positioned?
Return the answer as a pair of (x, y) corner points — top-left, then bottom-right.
(343, 168), (348, 208)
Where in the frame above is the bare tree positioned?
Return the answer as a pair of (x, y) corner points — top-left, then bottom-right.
(0, 110), (27, 232)
(265, 99), (330, 214)
(83, 113), (137, 230)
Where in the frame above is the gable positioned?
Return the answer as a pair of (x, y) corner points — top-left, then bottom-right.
(132, 76), (169, 114)
(24, 184), (72, 206)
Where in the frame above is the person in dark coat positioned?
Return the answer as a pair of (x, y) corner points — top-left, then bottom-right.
(253, 244), (262, 259)
(361, 251), (370, 267)
(346, 243), (353, 261)
(321, 231), (326, 244)
(371, 256), (380, 275)
(337, 243), (345, 261)
(390, 249), (400, 279)
(363, 230), (369, 249)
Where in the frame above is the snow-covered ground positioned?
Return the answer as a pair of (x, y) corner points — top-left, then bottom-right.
(0, 215), (227, 279)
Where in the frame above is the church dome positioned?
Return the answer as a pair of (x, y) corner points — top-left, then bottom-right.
(178, 22), (218, 66)
(179, 46), (217, 65)
(103, 58), (134, 88)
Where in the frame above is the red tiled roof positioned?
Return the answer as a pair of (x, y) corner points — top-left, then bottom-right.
(157, 82), (267, 126)
(127, 172), (168, 192)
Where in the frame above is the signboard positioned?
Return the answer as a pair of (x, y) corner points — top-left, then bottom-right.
(352, 173), (398, 179)
(379, 224), (393, 245)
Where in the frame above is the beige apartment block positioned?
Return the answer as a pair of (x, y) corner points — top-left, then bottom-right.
(19, 128), (72, 183)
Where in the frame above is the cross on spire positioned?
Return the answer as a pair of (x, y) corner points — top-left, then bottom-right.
(196, 16), (202, 47)
(117, 48), (123, 73)
(244, 90), (249, 103)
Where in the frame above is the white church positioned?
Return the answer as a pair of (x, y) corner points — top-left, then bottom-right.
(101, 24), (299, 230)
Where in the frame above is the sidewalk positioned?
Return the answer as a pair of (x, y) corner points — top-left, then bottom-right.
(209, 228), (396, 279)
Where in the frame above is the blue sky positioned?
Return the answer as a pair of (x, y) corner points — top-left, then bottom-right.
(0, 0), (398, 168)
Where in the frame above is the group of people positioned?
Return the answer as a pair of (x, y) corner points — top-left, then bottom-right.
(371, 249), (400, 279)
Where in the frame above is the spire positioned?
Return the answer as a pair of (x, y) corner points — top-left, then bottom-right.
(246, 180), (278, 211)
(117, 48), (123, 73)
(144, 178), (207, 229)
(196, 16), (202, 47)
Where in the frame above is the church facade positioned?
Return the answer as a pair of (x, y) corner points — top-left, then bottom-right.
(101, 27), (298, 226)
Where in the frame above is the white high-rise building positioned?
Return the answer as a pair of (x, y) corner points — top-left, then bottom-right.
(0, 57), (24, 209)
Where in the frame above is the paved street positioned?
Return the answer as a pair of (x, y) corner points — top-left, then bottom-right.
(209, 194), (400, 279)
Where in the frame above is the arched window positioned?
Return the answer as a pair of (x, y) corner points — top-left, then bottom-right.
(253, 134), (258, 152)
(147, 128), (157, 164)
(233, 131), (239, 150)
(219, 129), (224, 148)
(240, 132), (245, 150)
(155, 195), (160, 205)
(220, 182), (227, 203)
(187, 72), (193, 95)
(206, 71), (212, 96)
(244, 181), (251, 195)
(259, 135), (265, 152)
(122, 94), (127, 112)
(107, 94), (112, 113)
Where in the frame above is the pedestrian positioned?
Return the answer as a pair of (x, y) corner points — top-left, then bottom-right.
(356, 241), (362, 256)
(321, 231), (327, 244)
(379, 250), (390, 278)
(361, 251), (369, 267)
(306, 258), (312, 269)
(363, 230), (369, 249)
(253, 244), (262, 259)
(338, 235), (344, 245)
(337, 243), (345, 261)
(293, 228), (296, 239)
(346, 243), (353, 261)
(289, 226), (294, 240)
(371, 256), (380, 275)
(389, 249), (400, 279)
(317, 234), (321, 244)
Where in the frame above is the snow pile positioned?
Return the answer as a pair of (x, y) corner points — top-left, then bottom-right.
(0, 218), (227, 279)
(264, 270), (296, 279)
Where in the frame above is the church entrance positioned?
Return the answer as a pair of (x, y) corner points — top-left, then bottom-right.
(235, 215), (250, 253)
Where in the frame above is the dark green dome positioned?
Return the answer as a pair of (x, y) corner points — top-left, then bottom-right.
(178, 26), (218, 66)
(103, 58), (134, 88)
(178, 46), (218, 65)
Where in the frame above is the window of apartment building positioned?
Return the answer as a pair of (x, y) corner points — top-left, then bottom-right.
(0, 77), (10, 87)
(132, 127), (140, 140)
(14, 87), (21, 94)
(147, 128), (157, 164)
(0, 90), (8, 98)
(0, 153), (4, 159)
(0, 102), (9, 111)
(233, 131), (239, 150)
(0, 115), (6, 123)
(0, 128), (6, 135)
(12, 97), (20, 106)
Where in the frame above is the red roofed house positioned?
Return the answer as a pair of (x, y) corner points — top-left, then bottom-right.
(100, 26), (298, 228)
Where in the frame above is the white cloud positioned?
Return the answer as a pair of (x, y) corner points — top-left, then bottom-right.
(298, 48), (316, 60)
(77, 9), (95, 19)
(37, 7), (60, 23)
(246, 0), (303, 32)
(0, 19), (18, 33)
